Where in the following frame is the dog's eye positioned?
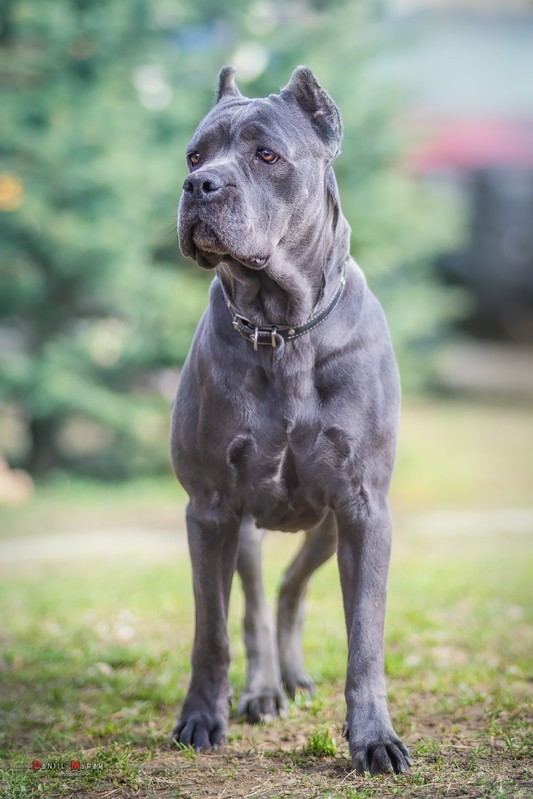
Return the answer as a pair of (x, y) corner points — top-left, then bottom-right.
(188, 152), (201, 167)
(256, 148), (279, 164)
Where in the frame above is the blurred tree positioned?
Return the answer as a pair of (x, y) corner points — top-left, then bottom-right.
(0, 0), (209, 475)
(0, 0), (461, 477)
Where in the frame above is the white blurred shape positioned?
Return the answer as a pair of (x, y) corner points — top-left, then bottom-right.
(133, 65), (172, 111)
(232, 42), (269, 84)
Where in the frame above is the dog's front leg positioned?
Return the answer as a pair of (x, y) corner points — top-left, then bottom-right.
(173, 503), (239, 750)
(336, 498), (411, 775)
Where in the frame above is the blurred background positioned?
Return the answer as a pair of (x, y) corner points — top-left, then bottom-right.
(0, 0), (532, 487)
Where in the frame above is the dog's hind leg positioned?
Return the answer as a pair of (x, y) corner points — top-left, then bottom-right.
(236, 516), (288, 723)
(277, 510), (337, 699)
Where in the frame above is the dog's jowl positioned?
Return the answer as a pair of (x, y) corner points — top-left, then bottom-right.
(170, 66), (411, 776)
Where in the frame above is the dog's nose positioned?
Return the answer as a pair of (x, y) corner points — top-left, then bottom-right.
(183, 171), (223, 200)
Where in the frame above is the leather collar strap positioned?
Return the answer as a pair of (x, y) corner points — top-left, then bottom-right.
(222, 269), (346, 352)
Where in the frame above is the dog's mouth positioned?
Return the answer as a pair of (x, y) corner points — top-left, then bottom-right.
(190, 222), (269, 271)
(236, 254), (269, 270)
(191, 221), (225, 256)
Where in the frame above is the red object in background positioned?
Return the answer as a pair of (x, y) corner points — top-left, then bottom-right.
(409, 118), (533, 171)
(32, 760), (42, 770)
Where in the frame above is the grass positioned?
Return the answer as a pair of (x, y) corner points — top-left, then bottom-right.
(303, 727), (338, 757)
(0, 399), (532, 798)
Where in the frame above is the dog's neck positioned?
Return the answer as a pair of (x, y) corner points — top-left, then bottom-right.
(216, 193), (350, 328)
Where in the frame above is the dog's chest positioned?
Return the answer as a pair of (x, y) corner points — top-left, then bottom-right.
(228, 432), (320, 531)
(224, 365), (356, 531)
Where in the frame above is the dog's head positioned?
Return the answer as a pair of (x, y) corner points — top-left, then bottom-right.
(177, 66), (343, 272)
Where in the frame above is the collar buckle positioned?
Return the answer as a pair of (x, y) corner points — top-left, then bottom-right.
(222, 266), (347, 354)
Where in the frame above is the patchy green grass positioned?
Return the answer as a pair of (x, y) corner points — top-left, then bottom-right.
(0, 400), (532, 798)
(303, 727), (338, 758)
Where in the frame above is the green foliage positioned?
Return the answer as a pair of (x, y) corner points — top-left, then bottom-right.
(303, 725), (338, 757)
(0, 0), (212, 475)
(0, 0), (462, 476)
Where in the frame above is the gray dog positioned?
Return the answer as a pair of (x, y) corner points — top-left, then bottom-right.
(170, 65), (411, 776)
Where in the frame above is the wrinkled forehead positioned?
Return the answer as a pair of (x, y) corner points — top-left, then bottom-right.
(188, 95), (319, 159)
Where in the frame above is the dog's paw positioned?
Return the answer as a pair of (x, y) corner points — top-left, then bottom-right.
(281, 669), (316, 701)
(343, 723), (411, 775)
(172, 711), (227, 751)
(236, 689), (288, 724)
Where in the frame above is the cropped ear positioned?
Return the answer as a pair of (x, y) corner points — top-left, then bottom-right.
(216, 65), (242, 102)
(280, 66), (342, 152)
